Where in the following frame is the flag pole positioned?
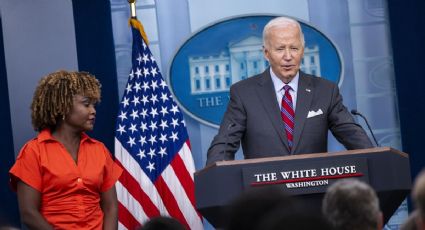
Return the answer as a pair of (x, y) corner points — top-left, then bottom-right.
(127, 0), (150, 45)
(128, 0), (137, 18)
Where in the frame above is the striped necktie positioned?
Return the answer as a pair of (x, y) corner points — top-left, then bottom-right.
(280, 85), (295, 150)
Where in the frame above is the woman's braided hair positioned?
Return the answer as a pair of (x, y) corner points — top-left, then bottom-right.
(30, 70), (101, 131)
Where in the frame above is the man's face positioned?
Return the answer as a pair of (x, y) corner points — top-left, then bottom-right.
(263, 25), (304, 83)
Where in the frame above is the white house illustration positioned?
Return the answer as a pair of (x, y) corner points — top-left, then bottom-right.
(189, 36), (321, 95)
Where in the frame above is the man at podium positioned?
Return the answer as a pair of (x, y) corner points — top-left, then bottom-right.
(206, 16), (373, 166)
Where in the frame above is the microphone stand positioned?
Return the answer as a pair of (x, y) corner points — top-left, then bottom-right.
(351, 109), (379, 147)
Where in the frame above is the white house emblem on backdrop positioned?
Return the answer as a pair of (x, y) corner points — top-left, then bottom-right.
(188, 36), (321, 95)
(169, 15), (341, 128)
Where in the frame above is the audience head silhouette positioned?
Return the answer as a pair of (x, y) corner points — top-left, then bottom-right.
(322, 179), (382, 230)
(400, 210), (418, 230)
(258, 203), (333, 230)
(224, 186), (294, 230)
(225, 186), (332, 230)
(139, 216), (186, 230)
(412, 169), (425, 230)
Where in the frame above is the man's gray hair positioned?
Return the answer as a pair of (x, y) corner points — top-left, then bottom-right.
(322, 179), (381, 230)
(262, 16), (305, 48)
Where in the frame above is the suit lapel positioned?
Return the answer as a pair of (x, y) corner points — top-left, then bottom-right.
(255, 70), (290, 150)
(292, 72), (313, 153)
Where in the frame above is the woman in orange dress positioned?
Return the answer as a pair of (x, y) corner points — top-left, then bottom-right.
(10, 71), (122, 229)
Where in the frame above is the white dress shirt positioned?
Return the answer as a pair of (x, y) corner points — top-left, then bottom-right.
(270, 68), (299, 111)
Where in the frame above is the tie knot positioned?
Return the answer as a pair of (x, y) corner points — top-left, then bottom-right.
(283, 85), (292, 92)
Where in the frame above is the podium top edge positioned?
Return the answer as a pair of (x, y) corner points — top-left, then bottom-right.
(196, 147), (407, 175)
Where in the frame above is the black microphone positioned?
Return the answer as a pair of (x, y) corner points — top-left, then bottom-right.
(351, 109), (379, 147)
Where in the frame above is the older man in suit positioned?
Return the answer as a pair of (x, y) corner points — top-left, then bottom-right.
(206, 16), (373, 166)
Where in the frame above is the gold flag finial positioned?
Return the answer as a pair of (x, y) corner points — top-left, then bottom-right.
(127, 0), (149, 45)
(129, 18), (149, 45)
(128, 0), (137, 18)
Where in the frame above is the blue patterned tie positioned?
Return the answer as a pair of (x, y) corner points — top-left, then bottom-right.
(280, 85), (295, 150)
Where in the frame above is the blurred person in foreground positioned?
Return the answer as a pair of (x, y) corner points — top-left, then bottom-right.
(408, 169), (425, 230)
(400, 210), (418, 230)
(224, 186), (295, 230)
(139, 216), (186, 230)
(9, 70), (122, 229)
(225, 186), (332, 230)
(322, 179), (382, 230)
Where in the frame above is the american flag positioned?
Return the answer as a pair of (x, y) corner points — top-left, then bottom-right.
(114, 18), (203, 230)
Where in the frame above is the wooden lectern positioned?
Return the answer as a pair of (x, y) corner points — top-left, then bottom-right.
(194, 147), (411, 228)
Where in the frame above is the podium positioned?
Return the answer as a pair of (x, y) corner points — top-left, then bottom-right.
(195, 147), (411, 228)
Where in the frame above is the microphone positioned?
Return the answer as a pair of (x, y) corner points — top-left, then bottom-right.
(351, 109), (379, 147)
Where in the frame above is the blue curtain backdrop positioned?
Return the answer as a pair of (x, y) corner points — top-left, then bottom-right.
(388, 0), (425, 201)
(72, 0), (119, 153)
(0, 16), (20, 227)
